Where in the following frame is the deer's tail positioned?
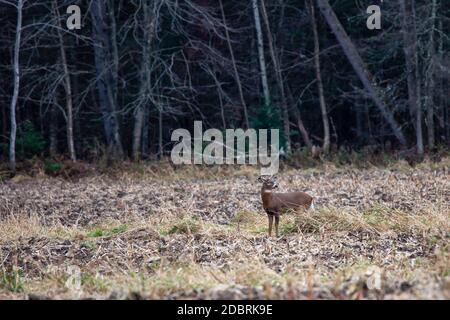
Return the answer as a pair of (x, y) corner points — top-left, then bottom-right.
(310, 198), (316, 211)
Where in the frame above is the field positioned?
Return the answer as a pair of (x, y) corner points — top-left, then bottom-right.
(0, 159), (449, 300)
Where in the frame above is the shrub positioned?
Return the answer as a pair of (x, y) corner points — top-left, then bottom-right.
(44, 160), (62, 176)
(250, 103), (286, 149)
(16, 121), (46, 158)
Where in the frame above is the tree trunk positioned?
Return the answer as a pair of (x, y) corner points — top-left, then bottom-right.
(141, 107), (150, 158)
(425, 0), (437, 150)
(49, 101), (58, 157)
(295, 111), (313, 149)
(309, 0), (330, 153)
(286, 85), (312, 149)
(209, 68), (227, 129)
(158, 105), (163, 159)
(2, 100), (7, 144)
(437, 19), (448, 145)
(399, 0), (423, 155)
(91, 0), (123, 159)
(54, 1), (76, 161)
(219, 87), (226, 130)
(219, 0), (249, 129)
(260, 0), (291, 153)
(251, 0), (270, 108)
(108, 0), (119, 99)
(133, 106), (145, 161)
(316, 0), (407, 146)
(9, 0), (23, 174)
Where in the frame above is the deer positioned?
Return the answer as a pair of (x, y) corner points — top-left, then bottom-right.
(258, 175), (314, 237)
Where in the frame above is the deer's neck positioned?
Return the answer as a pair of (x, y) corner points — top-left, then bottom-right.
(261, 187), (273, 209)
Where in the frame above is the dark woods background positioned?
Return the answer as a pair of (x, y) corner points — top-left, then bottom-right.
(0, 0), (449, 173)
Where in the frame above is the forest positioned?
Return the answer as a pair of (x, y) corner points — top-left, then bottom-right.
(0, 0), (449, 171)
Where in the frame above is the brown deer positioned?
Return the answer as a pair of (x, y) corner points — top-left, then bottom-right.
(258, 175), (314, 237)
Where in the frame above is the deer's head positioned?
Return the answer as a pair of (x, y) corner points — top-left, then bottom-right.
(258, 175), (278, 190)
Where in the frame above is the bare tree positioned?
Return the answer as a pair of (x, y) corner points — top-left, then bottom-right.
(49, 102), (58, 157)
(309, 0), (330, 153)
(399, 0), (423, 155)
(260, 0), (291, 153)
(108, 0), (119, 100)
(219, 0), (249, 129)
(251, 0), (270, 108)
(91, 0), (123, 159)
(158, 103), (163, 158)
(437, 19), (448, 144)
(53, 0), (76, 161)
(424, 0), (438, 150)
(133, 0), (158, 160)
(316, 0), (407, 146)
(286, 85), (312, 149)
(6, 0), (24, 173)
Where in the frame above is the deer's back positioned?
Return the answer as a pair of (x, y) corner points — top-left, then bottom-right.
(271, 192), (313, 210)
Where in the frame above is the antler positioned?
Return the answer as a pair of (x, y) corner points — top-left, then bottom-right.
(258, 175), (277, 183)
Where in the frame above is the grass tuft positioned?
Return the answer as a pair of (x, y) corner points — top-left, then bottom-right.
(0, 268), (24, 293)
(87, 224), (128, 238)
(163, 217), (201, 235)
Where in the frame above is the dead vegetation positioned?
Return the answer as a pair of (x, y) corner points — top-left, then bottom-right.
(0, 158), (448, 299)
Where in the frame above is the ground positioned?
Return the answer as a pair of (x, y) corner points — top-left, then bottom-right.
(0, 159), (448, 299)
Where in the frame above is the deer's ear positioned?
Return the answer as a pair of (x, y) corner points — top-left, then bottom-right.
(257, 176), (263, 182)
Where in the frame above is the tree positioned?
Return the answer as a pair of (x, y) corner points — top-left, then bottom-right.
(53, 0), (76, 161)
(219, 0), (249, 129)
(424, 0), (438, 150)
(6, 0), (24, 173)
(260, 0), (291, 153)
(316, 0), (407, 146)
(91, 0), (123, 159)
(309, 0), (330, 154)
(132, 0), (158, 160)
(251, 0), (270, 108)
(399, 0), (423, 155)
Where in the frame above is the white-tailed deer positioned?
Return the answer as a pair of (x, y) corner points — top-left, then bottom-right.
(258, 175), (314, 237)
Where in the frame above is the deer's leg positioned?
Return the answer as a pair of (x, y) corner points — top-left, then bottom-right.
(275, 216), (280, 237)
(268, 215), (274, 237)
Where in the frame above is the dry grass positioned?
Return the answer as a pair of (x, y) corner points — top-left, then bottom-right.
(288, 204), (449, 236)
(0, 158), (449, 299)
